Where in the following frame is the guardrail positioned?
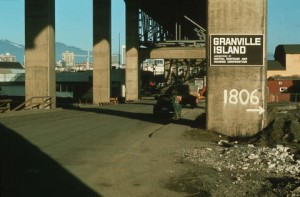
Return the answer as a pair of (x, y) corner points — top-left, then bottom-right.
(12, 96), (53, 111)
(0, 99), (12, 113)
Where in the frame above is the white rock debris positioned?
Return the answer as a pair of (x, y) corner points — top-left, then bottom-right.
(179, 143), (300, 176)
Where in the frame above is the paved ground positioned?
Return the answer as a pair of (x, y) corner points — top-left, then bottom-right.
(0, 100), (205, 197)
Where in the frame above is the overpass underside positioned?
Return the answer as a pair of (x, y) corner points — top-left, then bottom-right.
(24, 0), (267, 137)
(24, 0), (207, 105)
(126, 0), (207, 100)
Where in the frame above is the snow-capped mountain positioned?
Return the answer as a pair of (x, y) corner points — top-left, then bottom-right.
(0, 39), (92, 64)
(0, 39), (25, 63)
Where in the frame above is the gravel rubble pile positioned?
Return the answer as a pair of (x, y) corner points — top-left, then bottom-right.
(178, 142), (300, 176)
(173, 140), (300, 196)
(168, 104), (300, 196)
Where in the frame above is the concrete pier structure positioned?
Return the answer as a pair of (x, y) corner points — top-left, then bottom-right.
(207, 0), (267, 136)
(125, 0), (140, 101)
(93, 0), (111, 104)
(25, 0), (56, 108)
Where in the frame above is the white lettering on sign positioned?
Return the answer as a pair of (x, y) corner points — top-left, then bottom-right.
(213, 46), (246, 55)
(223, 89), (259, 105)
(213, 37), (261, 46)
(213, 37), (261, 55)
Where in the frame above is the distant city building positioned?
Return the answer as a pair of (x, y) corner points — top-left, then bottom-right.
(62, 51), (75, 67)
(0, 53), (16, 62)
(112, 54), (120, 65)
(112, 51), (125, 69)
(121, 45), (126, 65)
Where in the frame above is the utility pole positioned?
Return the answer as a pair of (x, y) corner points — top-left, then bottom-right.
(118, 32), (121, 67)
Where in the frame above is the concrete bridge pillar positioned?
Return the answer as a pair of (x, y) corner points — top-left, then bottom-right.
(25, 0), (56, 108)
(93, 0), (111, 104)
(207, 0), (267, 136)
(125, 0), (140, 101)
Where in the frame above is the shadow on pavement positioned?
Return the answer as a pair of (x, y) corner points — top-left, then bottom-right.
(0, 124), (102, 197)
(124, 101), (156, 106)
(73, 107), (198, 128)
(194, 113), (206, 129)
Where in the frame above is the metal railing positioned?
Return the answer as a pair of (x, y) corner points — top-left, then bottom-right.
(12, 96), (53, 111)
(0, 99), (12, 113)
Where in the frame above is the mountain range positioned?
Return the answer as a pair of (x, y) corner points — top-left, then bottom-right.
(0, 39), (275, 64)
(0, 39), (92, 64)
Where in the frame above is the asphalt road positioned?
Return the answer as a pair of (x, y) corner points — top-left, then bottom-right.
(0, 100), (204, 197)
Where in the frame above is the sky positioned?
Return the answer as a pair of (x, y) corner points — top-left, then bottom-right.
(0, 0), (300, 55)
(0, 0), (125, 54)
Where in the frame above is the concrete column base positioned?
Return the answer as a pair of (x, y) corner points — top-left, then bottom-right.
(93, 0), (111, 104)
(25, 0), (56, 108)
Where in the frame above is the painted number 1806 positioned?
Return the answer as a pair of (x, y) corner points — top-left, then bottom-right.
(224, 89), (259, 105)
